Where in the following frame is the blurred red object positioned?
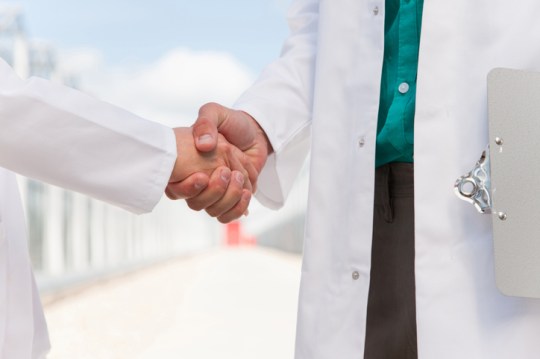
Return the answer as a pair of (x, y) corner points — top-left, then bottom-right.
(224, 221), (256, 246)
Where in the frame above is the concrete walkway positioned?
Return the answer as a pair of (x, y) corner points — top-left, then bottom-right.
(43, 247), (302, 359)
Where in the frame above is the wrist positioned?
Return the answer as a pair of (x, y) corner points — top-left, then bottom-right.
(240, 111), (274, 155)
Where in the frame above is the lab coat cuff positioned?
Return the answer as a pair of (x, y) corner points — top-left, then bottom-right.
(137, 127), (177, 214)
(233, 100), (310, 210)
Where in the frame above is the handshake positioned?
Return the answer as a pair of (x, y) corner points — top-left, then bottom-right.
(166, 102), (273, 223)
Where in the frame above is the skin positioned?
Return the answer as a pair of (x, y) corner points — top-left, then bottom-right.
(167, 126), (258, 223)
(167, 103), (272, 223)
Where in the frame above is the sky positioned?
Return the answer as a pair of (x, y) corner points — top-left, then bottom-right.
(11, 0), (289, 72)
(1, 0), (291, 126)
(1, 0), (304, 225)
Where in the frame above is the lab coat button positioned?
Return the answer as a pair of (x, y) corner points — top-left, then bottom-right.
(398, 82), (410, 94)
(352, 271), (360, 280)
(372, 6), (380, 15)
(358, 137), (365, 148)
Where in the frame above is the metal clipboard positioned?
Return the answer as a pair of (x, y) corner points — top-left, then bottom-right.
(457, 68), (540, 298)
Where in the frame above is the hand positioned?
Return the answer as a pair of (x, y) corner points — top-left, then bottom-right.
(193, 103), (272, 178)
(167, 103), (272, 222)
(167, 127), (256, 223)
(188, 102), (273, 219)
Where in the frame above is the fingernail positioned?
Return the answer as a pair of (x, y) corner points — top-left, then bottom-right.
(221, 169), (231, 182)
(197, 134), (213, 145)
(235, 172), (244, 185)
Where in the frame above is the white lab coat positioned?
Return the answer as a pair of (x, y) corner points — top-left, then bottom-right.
(0, 59), (176, 358)
(235, 1), (540, 358)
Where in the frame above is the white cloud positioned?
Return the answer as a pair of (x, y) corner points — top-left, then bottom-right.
(58, 48), (256, 127)
(58, 47), (104, 75)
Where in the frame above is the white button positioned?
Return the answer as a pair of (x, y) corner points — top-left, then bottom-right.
(358, 137), (365, 148)
(352, 271), (360, 280)
(373, 6), (380, 15)
(398, 82), (410, 94)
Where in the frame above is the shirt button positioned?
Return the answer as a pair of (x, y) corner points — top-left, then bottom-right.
(352, 271), (360, 280)
(372, 6), (380, 15)
(398, 82), (410, 94)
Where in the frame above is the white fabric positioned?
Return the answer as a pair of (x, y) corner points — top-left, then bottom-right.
(235, 1), (540, 358)
(0, 58), (176, 358)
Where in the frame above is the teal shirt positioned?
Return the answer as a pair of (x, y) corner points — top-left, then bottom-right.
(375, 0), (424, 168)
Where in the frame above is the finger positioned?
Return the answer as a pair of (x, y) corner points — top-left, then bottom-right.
(165, 187), (176, 200)
(243, 155), (259, 193)
(166, 172), (209, 200)
(205, 171), (247, 218)
(186, 166), (231, 211)
(217, 190), (252, 224)
(226, 151), (254, 193)
(223, 143), (258, 192)
(193, 102), (227, 152)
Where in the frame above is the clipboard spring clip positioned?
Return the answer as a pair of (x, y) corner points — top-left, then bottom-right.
(454, 147), (493, 214)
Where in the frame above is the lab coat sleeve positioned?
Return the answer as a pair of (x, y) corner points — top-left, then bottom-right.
(0, 59), (177, 214)
(233, 0), (319, 209)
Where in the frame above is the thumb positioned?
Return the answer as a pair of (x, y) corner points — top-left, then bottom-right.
(192, 102), (228, 152)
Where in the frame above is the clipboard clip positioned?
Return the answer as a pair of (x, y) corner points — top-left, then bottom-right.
(454, 146), (493, 214)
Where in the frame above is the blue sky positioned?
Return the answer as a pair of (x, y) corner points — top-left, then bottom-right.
(0, 0), (292, 127)
(10, 0), (290, 74)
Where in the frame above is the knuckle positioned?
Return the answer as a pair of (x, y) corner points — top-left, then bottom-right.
(239, 151), (248, 164)
(219, 210), (241, 224)
(217, 217), (230, 224)
(164, 187), (175, 200)
(206, 207), (221, 218)
(217, 141), (228, 154)
(199, 102), (216, 114)
(186, 200), (204, 211)
(209, 183), (227, 198)
(231, 186), (244, 198)
(223, 143), (233, 156)
(178, 188), (195, 199)
(209, 174), (228, 192)
(219, 201), (249, 224)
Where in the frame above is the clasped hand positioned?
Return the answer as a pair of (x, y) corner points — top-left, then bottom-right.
(166, 103), (272, 223)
